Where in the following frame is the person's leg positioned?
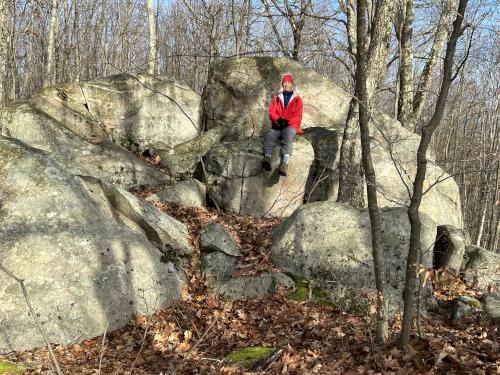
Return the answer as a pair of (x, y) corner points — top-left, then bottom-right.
(262, 128), (281, 170)
(278, 127), (297, 176)
(280, 127), (297, 164)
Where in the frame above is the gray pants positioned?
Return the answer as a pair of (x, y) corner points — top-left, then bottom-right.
(262, 127), (297, 157)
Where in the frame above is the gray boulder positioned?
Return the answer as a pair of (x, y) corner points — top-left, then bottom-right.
(147, 179), (206, 208)
(200, 223), (242, 257)
(205, 137), (314, 217)
(462, 245), (500, 290)
(0, 137), (190, 351)
(434, 225), (466, 272)
(1, 74), (201, 188)
(270, 202), (436, 313)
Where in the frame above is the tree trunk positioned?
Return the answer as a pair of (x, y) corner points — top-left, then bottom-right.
(413, 0), (457, 122)
(397, 0), (415, 129)
(0, 0), (13, 124)
(337, 100), (365, 207)
(400, 0), (468, 346)
(44, 0), (58, 88)
(337, 0), (394, 207)
(356, 0), (389, 342)
(146, 0), (157, 75)
(73, 0), (80, 82)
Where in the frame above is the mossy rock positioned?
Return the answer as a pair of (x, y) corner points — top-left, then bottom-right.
(225, 346), (275, 367)
(0, 361), (27, 374)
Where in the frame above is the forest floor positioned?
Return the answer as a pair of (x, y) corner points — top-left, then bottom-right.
(1, 200), (498, 375)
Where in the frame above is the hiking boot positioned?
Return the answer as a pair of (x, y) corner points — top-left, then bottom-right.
(278, 162), (288, 176)
(261, 155), (272, 171)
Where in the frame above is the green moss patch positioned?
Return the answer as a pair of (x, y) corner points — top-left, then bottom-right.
(0, 361), (27, 374)
(289, 279), (335, 307)
(225, 346), (275, 367)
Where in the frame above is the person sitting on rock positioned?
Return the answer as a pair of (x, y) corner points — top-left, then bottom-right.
(262, 73), (304, 177)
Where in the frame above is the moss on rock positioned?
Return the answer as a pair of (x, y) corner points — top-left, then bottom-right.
(0, 361), (27, 374)
(225, 346), (275, 367)
(288, 279), (335, 307)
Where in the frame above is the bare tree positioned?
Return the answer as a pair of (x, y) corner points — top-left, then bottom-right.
(400, 0), (469, 346)
(355, 0), (388, 342)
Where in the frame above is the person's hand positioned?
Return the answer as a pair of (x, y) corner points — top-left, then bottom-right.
(276, 118), (288, 128)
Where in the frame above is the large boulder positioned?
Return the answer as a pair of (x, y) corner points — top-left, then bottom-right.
(367, 112), (462, 227)
(1, 74), (201, 188)
(204, 57), (462, 226)
(270, 201), (436, 313)
(205, 137), (314, 217)
(0, 137), (191, 351)
(204, 57), (350, 139)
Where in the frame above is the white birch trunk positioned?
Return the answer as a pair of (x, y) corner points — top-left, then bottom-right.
(146, 0), (157, 75)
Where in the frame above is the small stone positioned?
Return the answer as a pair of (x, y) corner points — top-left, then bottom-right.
(200, 223), (241, 257)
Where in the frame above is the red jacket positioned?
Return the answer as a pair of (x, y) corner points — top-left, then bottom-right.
(268, 92), (304, 134)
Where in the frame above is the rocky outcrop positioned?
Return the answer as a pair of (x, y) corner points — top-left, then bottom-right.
(270, 202), (436, 313)
(1, 74), (201, 188)
(204, 57), (462, 226)
(0, 137), (190, 351)
(205, 137), (314, 217)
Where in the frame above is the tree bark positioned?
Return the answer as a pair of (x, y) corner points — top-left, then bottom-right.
(413, 0), (457, 122)
(73, 0), (80, 82)
(400, 0), (468, 346)
(337, 0), (394, 207)
(0, 0), (13, 125)
(397, 0), (414, 129)
(356, 0), (389, 342)
(146, 0), (157, 75)
(44, 0), (58, 88)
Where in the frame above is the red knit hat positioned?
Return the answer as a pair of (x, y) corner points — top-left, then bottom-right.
(282, 74), (294, 84)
